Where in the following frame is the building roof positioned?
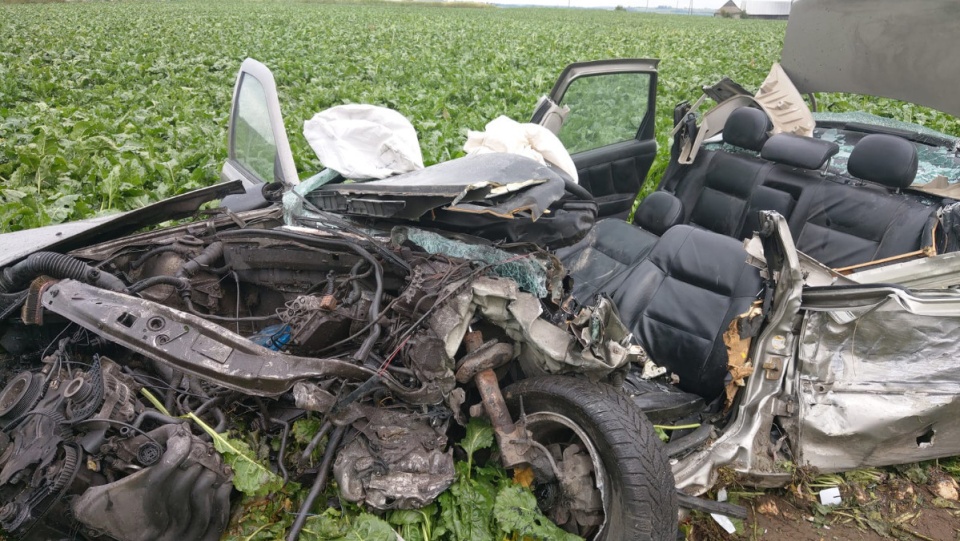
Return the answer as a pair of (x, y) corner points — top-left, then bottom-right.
(716, 0), (743, 13)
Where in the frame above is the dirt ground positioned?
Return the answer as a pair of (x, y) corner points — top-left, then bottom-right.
(685, 472), (960, 541)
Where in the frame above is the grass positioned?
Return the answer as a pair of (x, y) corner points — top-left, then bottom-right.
(3, 1), (958, 233)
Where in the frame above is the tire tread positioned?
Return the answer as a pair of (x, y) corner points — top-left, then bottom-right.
(503, 376), (678, 540)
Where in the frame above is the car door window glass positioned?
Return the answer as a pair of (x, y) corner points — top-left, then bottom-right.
(233, 74), (277, 183)
(557, 73), (651, 154)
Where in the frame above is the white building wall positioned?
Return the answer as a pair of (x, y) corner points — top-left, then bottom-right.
(742, 0), (791, 16)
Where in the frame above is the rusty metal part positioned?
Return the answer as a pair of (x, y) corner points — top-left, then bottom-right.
(475, 370), (524, 460)
(319, 294), (337, 311)
(22, 276), (57, 325)
(463, 330), (484, 353)
(455, 340), (514, 384)
(463, 332), (522, 464)
(462, 332), (535, 471)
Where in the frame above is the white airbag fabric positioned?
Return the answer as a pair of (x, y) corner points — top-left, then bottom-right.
(303, 104), (424, 180)
(464, 116), (578, 182)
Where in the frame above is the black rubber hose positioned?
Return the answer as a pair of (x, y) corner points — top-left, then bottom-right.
(176, 242), (224, 279)
(272, 418), (291, 485)
(0, 252), (126, 293)
(127, 275), (190, 295)
(211, 408), (228, 433)
(286, 425), (346, 541)
(132, 410), (183, 429)
(299, 420), (332, 466)
(129, 245), (189, 270)
(182, 296), (280, 322)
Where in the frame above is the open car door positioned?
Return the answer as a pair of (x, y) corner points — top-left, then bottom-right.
(533, 59), (659, 219)
(221, 58), (298, 210)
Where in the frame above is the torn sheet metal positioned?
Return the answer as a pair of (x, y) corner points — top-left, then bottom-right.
(333, 406), (455, 510)
(570, 296), (660, 379)
(429, 276), (643, 379)
(849, 251), (960, 289)
(796, 292), (960, 472)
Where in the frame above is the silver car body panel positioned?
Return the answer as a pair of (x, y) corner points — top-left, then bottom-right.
(796, 287), (960, 472)
(0, 181), (244, 267)
(782, 0), (960, 118)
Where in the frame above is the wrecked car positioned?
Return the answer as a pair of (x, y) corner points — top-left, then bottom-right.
(3, 0), (960, 539)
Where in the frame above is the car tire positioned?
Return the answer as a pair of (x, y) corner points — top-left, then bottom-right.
(503, 376), (678, 541)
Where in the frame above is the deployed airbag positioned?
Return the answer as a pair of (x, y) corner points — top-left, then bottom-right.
(464, 115), (579, 182)
(303, 104), (424, 179)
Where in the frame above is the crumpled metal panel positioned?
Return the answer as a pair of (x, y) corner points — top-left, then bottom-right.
(429, 276), (644, 379)
(309, 153), (564, 221)
(796, 294), (960, 471)
(333, 406), (454, 510)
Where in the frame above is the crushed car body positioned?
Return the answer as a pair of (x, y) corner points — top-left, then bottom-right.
(3, 1), (960, 539)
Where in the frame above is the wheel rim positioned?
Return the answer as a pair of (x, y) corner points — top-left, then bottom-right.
(524, 411), (610, 539)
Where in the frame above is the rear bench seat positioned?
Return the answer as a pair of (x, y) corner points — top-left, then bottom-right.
(785, 134), (938, 268)
(630, 122), (935, 270)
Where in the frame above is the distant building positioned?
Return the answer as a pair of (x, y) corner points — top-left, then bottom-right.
(742, 0), (791, 19)
(714, 0), (743, 18)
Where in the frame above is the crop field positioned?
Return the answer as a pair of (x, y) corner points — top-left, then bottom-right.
(4, 0), (959, 234)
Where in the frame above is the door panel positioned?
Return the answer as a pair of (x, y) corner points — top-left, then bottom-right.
(573, 139), (658, 218)
(536, 59), (659, 219)
(222, 58), (298, 188)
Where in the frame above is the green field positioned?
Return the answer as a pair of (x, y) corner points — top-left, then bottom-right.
(4, 0), (956, 234)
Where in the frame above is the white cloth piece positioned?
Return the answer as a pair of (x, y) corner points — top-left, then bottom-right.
(463, 116), (578, 182)
(303, 104), (424, 180)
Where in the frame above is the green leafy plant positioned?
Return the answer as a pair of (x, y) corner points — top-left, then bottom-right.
(188, 412), (284, 497)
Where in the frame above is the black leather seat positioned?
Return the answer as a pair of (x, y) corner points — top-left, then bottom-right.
(685, 108), (777, 238)
(559, 192), (685, 302)
(788, 134), (937, 268)
(556, 218), (660, 302)
(738, 132), (841, 240)
(600, 225), (762, 401)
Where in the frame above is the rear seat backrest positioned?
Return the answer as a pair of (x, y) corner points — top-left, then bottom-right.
(741, 133), (841, 239)
(687, 107), (775, 237)
(788, 134), (936, 268)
